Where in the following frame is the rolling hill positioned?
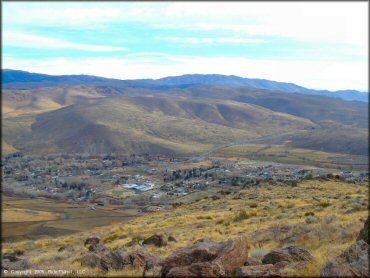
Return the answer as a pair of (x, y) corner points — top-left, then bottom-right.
(4, 96), (316, 155)
(2, 70), (368, 157)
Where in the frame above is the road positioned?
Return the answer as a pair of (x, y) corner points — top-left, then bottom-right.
(183, 130), (309, 162)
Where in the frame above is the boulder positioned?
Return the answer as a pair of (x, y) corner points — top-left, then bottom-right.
(167, 262), (226, 277)
(168, 235), (177, 242)
(88, 243), (107, 253)
(262, 246), (314, 265)
(130, 249), (161, 269)
(320, 240), (369, 277)
(235, 264), (281, 277)
(84, 235), (101, 246)
(81, 250), (132, 272)
(2, 257), (30, 271)
(161, 237), (248, 277)
(357, 217), (369, 244)
(245, 257), (262, 266)
(100, 250), (131, 271)
(142, 234), (168, 247)
(81, 253), (102, 269)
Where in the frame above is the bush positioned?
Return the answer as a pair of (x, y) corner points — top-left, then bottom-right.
(318, 202), (331, 208)
(305, 216), (319, 224)
(234, 210), (248, 222)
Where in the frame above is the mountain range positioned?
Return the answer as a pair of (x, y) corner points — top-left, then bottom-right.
(3, 69), (368, 102)
(2, 69), (368, 157)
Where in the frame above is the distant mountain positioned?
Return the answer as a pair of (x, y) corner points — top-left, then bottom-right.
(2, 70), (368, 102)
(1, 69), (130, 88)
(154, 74), (368, 102)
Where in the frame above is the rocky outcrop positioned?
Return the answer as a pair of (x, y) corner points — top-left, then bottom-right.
(130, 249), (161, 269)
(81, 236), (161, 273)
(320, 240), (369, 277)
(235, 246), (315, 277)
(235, 264), (281, 277)
(84, 235), (101, 247)
(357, 217), (369, 244)
(2, 253), (30, 271)
(262, 246), (314, 265)
(101, 250), (131, 271)
(167, 262), (226, 277)
(161, 237), (248, 277)
(142, 234), (168, 247)
(245, 257), (263, 266)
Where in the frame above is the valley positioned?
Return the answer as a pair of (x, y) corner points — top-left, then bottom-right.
(2, 70), (368, 277)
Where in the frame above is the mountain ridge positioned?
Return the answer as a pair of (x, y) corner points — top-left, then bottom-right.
(2, 69), (368, 102)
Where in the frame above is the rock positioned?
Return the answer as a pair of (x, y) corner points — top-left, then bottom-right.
(84, 235), (101, 246)
(167, 262), (226, 277)
(144, 265), (162, 277)
(100, 250), (131, 271)
(262, 246), (314, 265)
(2, 257), (30, 271)
(130, 249), (161, 269)
(88, 243), (107, 253)
(245, 257), (262, 266)
(161, 237), (248, 277)
(58, 245), (75, 252)
(81, 253), (102, 269)
(320, 240), (369, 277)
(235, 264), (281, 277)
(357, 217), (369, 244)
(168, 235), (177, 242)
(142, 234), (168, 247)
(81, 250), (132, 272)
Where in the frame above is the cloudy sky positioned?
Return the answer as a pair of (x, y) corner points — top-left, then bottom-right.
(3, 2), (368, 91)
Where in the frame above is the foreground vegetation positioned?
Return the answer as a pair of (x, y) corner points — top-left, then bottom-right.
(3, 179), (368, 276)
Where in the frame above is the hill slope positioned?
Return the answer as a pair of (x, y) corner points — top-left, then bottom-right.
(5, 96), (316, 155)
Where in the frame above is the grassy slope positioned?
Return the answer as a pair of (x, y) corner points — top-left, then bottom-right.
(214, 144), (368, 170)
(8, 96), (316, 155)
(2, 85), (367, 157)
(3, 180), (368, 276)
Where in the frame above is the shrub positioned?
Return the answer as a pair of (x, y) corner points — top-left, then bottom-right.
(216, 219), (224, 225)
(305, 216), (319, 224)
(234, 209), (248, 222)
(318, 202), (331, 208)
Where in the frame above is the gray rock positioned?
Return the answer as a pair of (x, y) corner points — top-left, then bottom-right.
(320, 240), (369, 277)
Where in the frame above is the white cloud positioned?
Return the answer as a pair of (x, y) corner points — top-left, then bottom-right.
(3, 32), (127, 52)
(4, 2), (367, 48)
(155, 36), (266, 44)
(4, 55), (368, 91)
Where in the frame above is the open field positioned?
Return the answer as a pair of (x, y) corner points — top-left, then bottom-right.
(2, 196), (140, 242)
(213, 143), (368, 170)
(3, 179), (368, 276)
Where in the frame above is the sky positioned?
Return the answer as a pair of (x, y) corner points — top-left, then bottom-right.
(3, 2), (368, 91)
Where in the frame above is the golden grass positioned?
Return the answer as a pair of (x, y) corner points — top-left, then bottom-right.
(3, 180), (368, 277)
(2, 208), (62, 222)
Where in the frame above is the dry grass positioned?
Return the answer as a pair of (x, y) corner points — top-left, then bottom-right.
(3, 180), (368, 276)
(2, 208), (61, 222)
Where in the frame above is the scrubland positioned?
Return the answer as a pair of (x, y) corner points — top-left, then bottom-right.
(3, 179), (368, 276)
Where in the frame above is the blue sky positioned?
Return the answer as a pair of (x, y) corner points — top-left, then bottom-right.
(3, 2), (368, 91)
